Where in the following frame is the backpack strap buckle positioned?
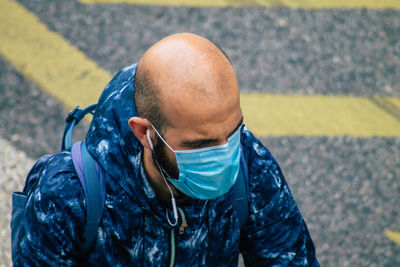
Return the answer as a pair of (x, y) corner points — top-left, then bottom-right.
(62, 104), (97, 150)
(65, 106), (89, 124)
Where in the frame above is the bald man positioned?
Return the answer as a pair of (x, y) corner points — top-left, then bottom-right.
(13, 33), (318, 266)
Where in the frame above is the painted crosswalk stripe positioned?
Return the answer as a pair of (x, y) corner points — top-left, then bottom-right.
(78, 0), (400, 9)
(1, 0), (399, 137)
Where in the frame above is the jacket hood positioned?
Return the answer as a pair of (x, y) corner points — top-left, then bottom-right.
(85, 64), (164, 223)
(86, 63), (141, 182)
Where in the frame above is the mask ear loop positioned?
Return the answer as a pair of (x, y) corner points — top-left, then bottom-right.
(146, 129), (179, 226)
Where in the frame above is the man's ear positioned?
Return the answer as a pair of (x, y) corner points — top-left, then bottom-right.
(128, 117), (152, 150)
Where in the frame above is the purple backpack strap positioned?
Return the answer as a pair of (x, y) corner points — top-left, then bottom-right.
(72, 142), (88, 195)
(72, 142), (106, 211)
(71, 141), (106, 256)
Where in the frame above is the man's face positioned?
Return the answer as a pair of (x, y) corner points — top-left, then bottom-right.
(150, 97), (243, 182)
(151, 109), (243, 181)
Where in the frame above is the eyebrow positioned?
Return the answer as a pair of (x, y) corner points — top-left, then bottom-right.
(180, 117), (243, 148)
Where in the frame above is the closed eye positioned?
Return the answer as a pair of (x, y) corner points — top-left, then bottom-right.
(181, 139), (219, 149)
(180, 117), (243, 149)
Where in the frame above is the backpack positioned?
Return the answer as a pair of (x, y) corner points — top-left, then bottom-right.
(11, 104), (249, 260)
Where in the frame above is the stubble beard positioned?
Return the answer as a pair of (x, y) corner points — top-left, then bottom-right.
(152, 136), (179, 179)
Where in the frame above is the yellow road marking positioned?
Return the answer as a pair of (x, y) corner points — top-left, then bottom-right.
(386, 231), (400, 246)
(241, 93), (400, 137)
(0, 0), (111, 109)
(79, 0), (400, 9)
(1, 0), (399, 137)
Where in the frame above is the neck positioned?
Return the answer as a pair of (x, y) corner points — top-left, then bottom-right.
(142, 148), (182, 203)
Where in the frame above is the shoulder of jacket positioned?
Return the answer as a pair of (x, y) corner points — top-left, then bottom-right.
(30, 151), (84, 207)
(240, 125), (275, 169)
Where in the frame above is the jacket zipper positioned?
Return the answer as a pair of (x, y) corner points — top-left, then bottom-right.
(169, 207), (187, 267)
(169, 228), (176, 267)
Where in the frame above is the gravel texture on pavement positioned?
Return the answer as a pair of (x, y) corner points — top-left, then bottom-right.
(0, 56), (90, 159)
(18, 0), (400, 97)
(262, 136), (400, 266)
(0, 138), (33, 267)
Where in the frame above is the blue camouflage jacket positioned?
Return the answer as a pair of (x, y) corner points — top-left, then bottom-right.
(13, 64), (318, 266)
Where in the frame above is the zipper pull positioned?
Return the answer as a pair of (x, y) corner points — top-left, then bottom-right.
(177, 207), (188, 235)
(179, 220), (188, 235)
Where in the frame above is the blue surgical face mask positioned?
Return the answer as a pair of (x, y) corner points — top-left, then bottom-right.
(147, 125), (242, 200)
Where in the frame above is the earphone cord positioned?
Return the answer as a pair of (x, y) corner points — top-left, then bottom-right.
(147, 128), (179, 227)
(153, 158), (179, 227)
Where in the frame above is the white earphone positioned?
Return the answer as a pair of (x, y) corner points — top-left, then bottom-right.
(146, 128), (154, 150)
(146, 128), (178, 226)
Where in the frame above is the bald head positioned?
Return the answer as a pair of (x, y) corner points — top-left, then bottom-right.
(134, 33), (240, 134)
